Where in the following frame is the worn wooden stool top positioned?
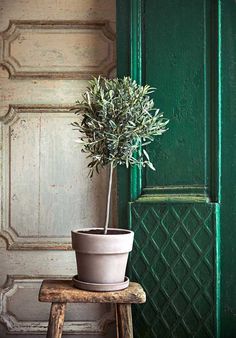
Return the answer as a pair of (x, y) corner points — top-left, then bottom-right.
(39, 279), (146, 304)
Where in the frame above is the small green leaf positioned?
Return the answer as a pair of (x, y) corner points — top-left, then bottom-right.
(147, 162), (156, 171)
(143, 149), (150, 161)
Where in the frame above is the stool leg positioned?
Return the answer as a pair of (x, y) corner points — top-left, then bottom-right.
(47, 302), (66, 338)
(116, 304), (133, 338)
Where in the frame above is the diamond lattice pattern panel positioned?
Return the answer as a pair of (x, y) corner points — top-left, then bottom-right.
(129, 202), (216, 338)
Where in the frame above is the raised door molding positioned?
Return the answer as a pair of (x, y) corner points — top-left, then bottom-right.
(0, 20), (116, 79)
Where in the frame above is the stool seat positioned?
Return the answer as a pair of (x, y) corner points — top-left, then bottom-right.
(38, 279), (146, 338)
(39, 279), (146, 304)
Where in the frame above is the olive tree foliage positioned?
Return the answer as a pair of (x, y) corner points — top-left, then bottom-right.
(72, 76), (169, 234)
(72, 76), (169, 177)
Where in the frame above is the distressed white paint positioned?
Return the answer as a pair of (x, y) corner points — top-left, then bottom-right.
(0, 21), (116, 78)
(0, 0), (116, 32)
(0, 67), (88, 114)
(1, 107), (109, 248)
(0, 0), (117, 336)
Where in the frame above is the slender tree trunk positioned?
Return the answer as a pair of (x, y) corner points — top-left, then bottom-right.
(104, 162), (114, 234)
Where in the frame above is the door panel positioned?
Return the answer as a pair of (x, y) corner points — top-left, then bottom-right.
(145, 0), (210, 190)
(129, 202), (218, 338)
(0, 1), (116, 337)
(1, 106), (108, 249)
(117, 0), (221, 337)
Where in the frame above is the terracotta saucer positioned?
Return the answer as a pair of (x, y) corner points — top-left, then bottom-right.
(72, 275), (129, 291)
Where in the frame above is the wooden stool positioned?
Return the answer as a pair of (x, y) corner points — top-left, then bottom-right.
(39, 279), (146, 338)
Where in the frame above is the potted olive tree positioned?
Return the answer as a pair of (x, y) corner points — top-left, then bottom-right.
(71, 76), (169, 291)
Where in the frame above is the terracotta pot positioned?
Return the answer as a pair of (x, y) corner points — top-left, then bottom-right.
(71, 228), (134, 290)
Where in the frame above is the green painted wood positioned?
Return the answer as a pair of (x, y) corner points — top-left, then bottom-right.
(116, 0), (130, 229)
(220, 0), (236, 336)
(129, 202), (218, 338)
(127, 202), (219, 338)
(144, 0), (207, 189)
(142, 0), (221, 203)
(130, 0), (143, 201)
(117, 0), (221, 202)
(117, 0), (222, 337)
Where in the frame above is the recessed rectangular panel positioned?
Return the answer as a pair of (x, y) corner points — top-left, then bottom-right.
(129, 201), (218, 338)
(0, 21), (116, 79)
(144, 0), (210, 191)
(2, 106), (108, 249)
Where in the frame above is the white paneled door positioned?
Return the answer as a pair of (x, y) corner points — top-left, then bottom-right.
(0, 1), (116, 337)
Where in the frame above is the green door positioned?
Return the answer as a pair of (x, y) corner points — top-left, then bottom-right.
(117, 0), (236, 337)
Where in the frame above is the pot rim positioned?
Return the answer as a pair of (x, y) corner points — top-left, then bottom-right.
(71, 227), (134, 253)
(71, 227), (134, 237)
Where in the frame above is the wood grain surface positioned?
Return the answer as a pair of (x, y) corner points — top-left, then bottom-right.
(46, 303), (66, 338)
(116, 304), (133, 338)
(39, 280), (146, 304)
